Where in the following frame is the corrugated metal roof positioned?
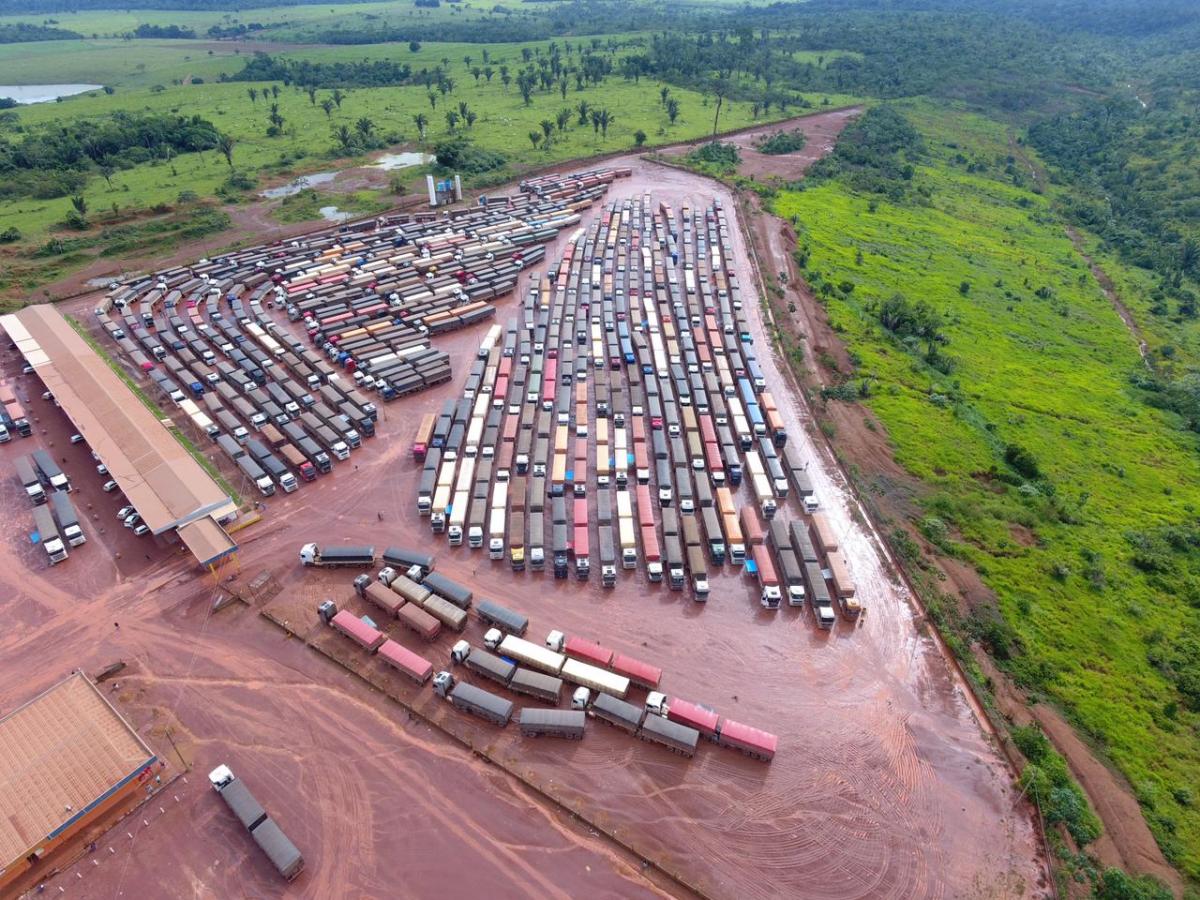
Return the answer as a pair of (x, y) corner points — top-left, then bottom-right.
(177, 517), (237, 567)
(0, 673), (155, 869)
(0, 305), (236, 566)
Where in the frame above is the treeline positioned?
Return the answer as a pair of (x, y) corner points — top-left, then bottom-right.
(0, 22), (80, 42)
(807, 106), (922, 201)
(132, 23), (196, 38)
(1029, 97), (1199, 294)
(0, 0), (370, 10)
(0, 111), (224, 201)
(226, 53), (413, 88)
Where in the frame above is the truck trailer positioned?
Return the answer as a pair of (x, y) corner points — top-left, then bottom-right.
(208, 765), (304, 882)
(519, 708), (586, 739)
(298, 543), (375, 567)
(433, 672), (513, 726)
(50, 491), (86, 546)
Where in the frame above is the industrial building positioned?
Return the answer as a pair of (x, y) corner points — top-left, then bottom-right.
(0, 304), (238, 568)
(0, 672), (158, 891)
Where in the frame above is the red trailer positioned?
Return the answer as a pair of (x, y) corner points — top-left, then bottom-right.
(378, 639), (433, 685)
(636, 484), (655, 529)
(740, 507), (765, 546)
(667, 698), (720, 740)
(331, 610), (386, 652)
(564, 636), (614, 668)
(641, 524), (660, 563)
(360, 581), (405, 618)
(396, 603), (441, 641)
(573, 498), (588, 528)
(716, 719), (778, 762)
(611, 653), (662, 690)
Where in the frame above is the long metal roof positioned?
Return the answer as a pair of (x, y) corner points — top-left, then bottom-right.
(0, 672), (156, 871)
(0, 304), (237, 565)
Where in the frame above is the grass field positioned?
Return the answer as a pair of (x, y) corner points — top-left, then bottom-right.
(0, 34), (859, 291)
(773, 100), (1200, 880)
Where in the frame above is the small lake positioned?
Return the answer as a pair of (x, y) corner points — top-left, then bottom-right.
(0, 84), (103, 104)
(319, 206), (353, 222)
(259, 172), (338, 199)
(372, 152), (433, 170)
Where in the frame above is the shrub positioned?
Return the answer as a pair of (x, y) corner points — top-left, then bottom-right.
(0, 226), (20, 243)
(756, 128), (807, 155)
(432, 137), (506, 174)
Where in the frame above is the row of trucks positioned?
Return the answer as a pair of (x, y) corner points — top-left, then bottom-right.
(21, 470), (86, 565)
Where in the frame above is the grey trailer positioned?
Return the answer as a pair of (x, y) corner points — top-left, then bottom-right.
(590, 692), (645, 734)
(519, 708), (586, 739)
(639, 713), (700, 757)
(475, 599), (529, 637)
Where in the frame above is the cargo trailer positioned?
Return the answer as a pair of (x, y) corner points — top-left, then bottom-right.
(434, 673), (513, 726)
(329, 609), (386, 652)
(475, 600), (528, 636)
(638, 713), (699, 757)
(715, 719), (778, 762)
(450, 641), (515, 686)
(589, 692), (645, 733)
(299, 543), (374, 567)
(378, 640), (433, 685)
(486, 632), (565, 676)
(208, 766), (304, 882)
(519, 708), (586, 739)
(509, 667), (564, 704)
(396, 602), (441, 641)
(422, 572), (472, 609)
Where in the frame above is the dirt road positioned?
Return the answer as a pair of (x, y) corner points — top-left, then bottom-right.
(0, 123), (1048, 898)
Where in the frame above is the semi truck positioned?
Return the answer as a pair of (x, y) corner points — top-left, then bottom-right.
(432, 672), (513, 726)
(50, 491), (86, 546)
(15, 455), (46, 504)
(208, 765), (304, 882)
(421, 572), (472, 610)
(32, 505), (69, 564)
(298, 543), (375, 567)
(752, 543), (782, 609)
(32, 449), (70, 492)
(377, 640), (433, 685)
(450, 641), (515, 687)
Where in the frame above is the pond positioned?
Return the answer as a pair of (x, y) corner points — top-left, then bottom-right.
(0, 84), (104, 104)
(319, 206), (353, 223)
(259, 172), (338, 199)
(372, 152), (434, 170)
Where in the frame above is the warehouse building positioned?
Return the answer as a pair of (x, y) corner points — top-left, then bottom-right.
(0, 304), (238, 568)
(0, 672), (158, 891)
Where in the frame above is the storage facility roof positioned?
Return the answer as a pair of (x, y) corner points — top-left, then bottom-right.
(0, 305), (237, 565)
(0, 672), (156, 871)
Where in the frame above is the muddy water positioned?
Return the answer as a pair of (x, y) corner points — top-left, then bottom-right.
(0, 144), (1047, 899)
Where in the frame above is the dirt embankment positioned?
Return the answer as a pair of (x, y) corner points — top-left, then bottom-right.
(743, 132), (1185, 895)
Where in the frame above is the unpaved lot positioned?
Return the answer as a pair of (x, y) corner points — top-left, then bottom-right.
(0, 148), (1048, 899)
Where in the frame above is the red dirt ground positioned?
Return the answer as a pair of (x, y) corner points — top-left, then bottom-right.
(0, 135), (1048, 899)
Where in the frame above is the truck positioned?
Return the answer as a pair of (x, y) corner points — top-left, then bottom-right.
(588, 691), (645, 734)
(32, 449), (70, 493)
(433, 672), (513, 726)
(420, 593), (469, 632)
(519, 708), (586, 739)
(15, 455), (46, 505)
(509, 667), (564, 704)
(396, 602), (442, 641)
(382, 546), (434, 575)
(32, 505), (69, 564)
(298, 543), (375, 568)
(805, 562), (837, 629)
(353, 575), (404, 618)
(715, 719), (778, 762)
(752, 543), (782, 609)
(450, 641), (515, 687)
(611, 654), (663, 691)
(686, 543), (709, 599)
(484, 630), (565, 676)
(208, 766), (304, 882)
(50, 491), (86, 546)
(329, 609), (386, 652)
(638, 713), (699, 757)
(560, 657), (630, 699)
(475, 599), (528, 636)
(237, 455), (275, 497)
(422, 572), (473, 610)
(377, 639), (433, 685)
(508, 510), (526, 571)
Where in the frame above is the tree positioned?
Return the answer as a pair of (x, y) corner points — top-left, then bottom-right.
(413, 112), (429, 141)
(305, 85), (317, 105)
(666, 97), (680, 125)
(218, 133), (235, 167)
(529, 131), (541, 150)
(501, 71), (512, 91)
(599, 108), (614, 139)
(660, 85), (670, 107)
(710, 77), (728, 138)
(540, 118), (555, 144)
(270, 84), (280, 99)
(71, 194), (88, 217)
(355, 117), (374, 139)
(463, 110), (477, 129)
(555, 108), (571, 133)
(99, 161), (115, 188)
(428, 91), (438, 110)
(445, 110), (460, 132)
(483, 66), (494, 82)
(577, 99), (590, 126)
(409, 40), (421, 52)
(590, 108), (602, 134)
(634, 129), (647, 147)
(471, 66), (482, 84)
(458, 100), (469, 118)
(247, 87), (258, 104)
(332, 88), (344, 108)
(334, 124), (354, 153)
(321, 97), (335, 118)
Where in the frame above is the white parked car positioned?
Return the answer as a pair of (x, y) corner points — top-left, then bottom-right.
(117, 504), (136, 520)
(102, 480), (119, 493)
(133, 524), (150, 537)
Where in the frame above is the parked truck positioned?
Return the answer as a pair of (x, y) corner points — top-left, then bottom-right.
(32, 449), (70, 492)
(432, 672), (513, 726)
(450, 641), (515, 687)
(32, 505), (68, 565)
(50, 491), (86, 546)
(475, 599), (529, 636)
(15, 455), (46, 505)
(298, 543), (375, 567)
(752, 543), (781, 609)
(208, 765), (304, 882)
(519, 708), (586, 739)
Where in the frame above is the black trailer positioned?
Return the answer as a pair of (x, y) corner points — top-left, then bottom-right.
(519, 708), (586, 739)
(475, 599), (528, 637)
